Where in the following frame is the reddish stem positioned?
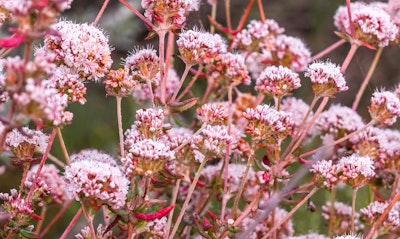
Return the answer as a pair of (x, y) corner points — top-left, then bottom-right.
(40, 200), (73, 237)
(59, 208), (83, 239)
(312, 39), (346, 61)
(119, 0), (155, 30)
(92, 0), (110, 26)
(235, 0), (255, 32)
(257, 0), (266, 23)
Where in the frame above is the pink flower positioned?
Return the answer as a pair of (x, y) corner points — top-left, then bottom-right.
(232, 19), (284, 52)
(208, 53), (250, 86)
(310, 160), (338, 189)
(199, 124), (242, 158)
(5, 127), (49, 160)
(0, 34), (25, 48)
(281, 97), (314, 135)
(337, 154), (375, 188)
(305, 61), (348, 97)
(104, 68), (136, 97)
(134, 108), (165, 139)
(45, 21), (113, 81)
(177, 29), (227, 65)
(49, 66), (87, 104)
(64, 149), (129, 209)
(243, 104), (294, 143)
(369, 90), (400, 126)
(125, 47), (159, 81)
(255, 65), (301, 98)
(197, 102), (229, 125)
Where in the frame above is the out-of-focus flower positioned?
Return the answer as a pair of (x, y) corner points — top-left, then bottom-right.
(0, 34), (25, 48)
(208, 53), (250, 86)
(64, 149), (129, 210)
(369, 90), (400, 126)
(322, 201), (363, 234)
(255, 65), (301, 98)
(142, 0), (199, 31)
(45, 21), (113, 81)
(26, 164), (69, 204)
(75, 224), (113, 239)
(104, 68), (136, 97)
(281, 97), (314, 135)
(305, 61), (348, 97)
(232, 19), (284, 52)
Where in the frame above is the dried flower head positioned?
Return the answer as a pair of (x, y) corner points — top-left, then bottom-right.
(45, 21), (113, 81)
(369, 90), (400, 126)
(337, 154), (375, 188)
(122, 139), (175, 177)
(104, 68), (136, 97)
(64, 149), (129, 209)
(125, 47), (159, 82)
(177, 29), (227, 65)
(305, 61), (348, 97)
(255, 65), (301, 98)
(232, 19), (284, 52)
(243, 104), (294, 143)
(208, 53), (250, 86)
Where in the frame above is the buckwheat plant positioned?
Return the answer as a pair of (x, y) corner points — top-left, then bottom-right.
(2, 0), (400, 238)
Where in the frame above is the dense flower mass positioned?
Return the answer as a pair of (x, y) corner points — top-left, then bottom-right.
(64, 149), (129, 209)
(44, 21), (113, 80)
(208, 53), (251, 86)
(369, 90), (400, 126)
(337, 154), (375, 188)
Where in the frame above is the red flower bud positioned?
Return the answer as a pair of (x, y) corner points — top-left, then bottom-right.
(0, 34), (25, 48)
(134, 205), (175, 221)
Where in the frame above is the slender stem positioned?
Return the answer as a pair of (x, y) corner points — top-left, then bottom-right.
(312, 39), (346, 61)
(328, 187), (337, 238)
(59, 208), (83, 239)
(231, 148), (255, 218)
(171, 64), (192, 102)
(220, 85), (233, 221)
(352, 47), (383, 111)
(346, 0), (355, 37)
(27, 128), (57, 200)
(19, 162), (31, 193)
(57, 128), (70, 165)
(300, 120), (375, 159)
(81, 203), (96, 239)
(365, 193), (400, 239)
(177, 65), (203, 102)
(351, 187), (358, 233)
(210, 2), (217, 34)
(116, 97), (125, 158)
(40, 200), (73, 237)
(47, 153), (65, 167)
(92, 0), (110, 26)
(341, 44), (358, 73)
(257, 0), (266, 23)
(201, 77), (214, 105)
(224, 0), (232, 31)
(255, 94), (265, 106)
(166, 179), (181, 237)
(168, 160), (207, 239)
(146, 79), (155, 107)
(158, 30), (167, 104)
(235, 0), (255, 32)
(119, 0), (155, 30)
(390, 172), (399, 200)
(35, 205), (47, 234)
(263, 187), (318, 239)
(163, 31), (175, 97)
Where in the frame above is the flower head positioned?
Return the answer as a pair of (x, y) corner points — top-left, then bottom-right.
(122, 139), (175, 177)
(45, 21), (113, 81)
(177, 29), (227, 65)
(125, 47), (159, 82)
(232, 19), (284, 52)
(64, 149), (129, 209)
(5, 127), (48, 160)
(337, 154), (375, 188)
(310, 160), (338, 189)
(134, 108), (165, 139)
(197, 102), (229, 125)
(243, 104), (294, 144)
(208, 53), (250, 86)
(255, 65), (301, 98)
(104, 68), (136, 97)
(305, 61), (348, 97)
(369, 90), (400, 126)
